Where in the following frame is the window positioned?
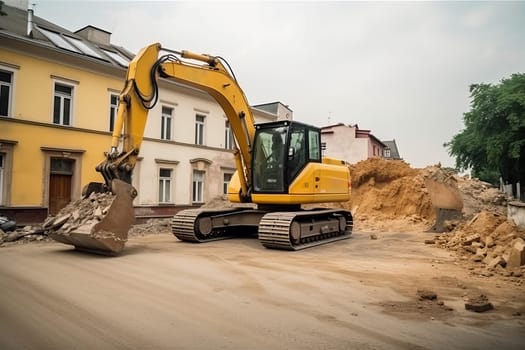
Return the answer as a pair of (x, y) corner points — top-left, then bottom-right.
(252, 127), (287, 193)
(109, 94), (118, 132)
(289, 128), (307, 180)
(308, 130), (321, 161)
(53, 83), (73, 126)
(195, 114), (205, 145)
(223, 173), (232, 194)
(192, 170), (204, 203)
(161, 106), (173, 140)
(50, 158), (74, 174)
(66, 36), (107, 60)
(0, 142), (15, 206)
(0, 154), (4, 205)
(0, 69), (13, 117)
(159, 168), (172, 203)
(101, 49), (130, 67)
(384, 148), (391, 158)
(39, 27), (80, 53)
(224, 121), (234, 150)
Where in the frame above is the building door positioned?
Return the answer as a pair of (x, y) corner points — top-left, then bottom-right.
(49, 158), (74, 215)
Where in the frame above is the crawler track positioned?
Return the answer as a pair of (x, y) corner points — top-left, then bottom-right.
(171, 208), (260, 242)
(258, 209), (352, 250)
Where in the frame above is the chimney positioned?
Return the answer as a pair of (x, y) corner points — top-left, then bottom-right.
(27, 5), (34, 37)
(75, 26), (112, 46)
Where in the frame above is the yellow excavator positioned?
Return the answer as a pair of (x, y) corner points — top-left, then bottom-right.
(49, 43), (353, 255)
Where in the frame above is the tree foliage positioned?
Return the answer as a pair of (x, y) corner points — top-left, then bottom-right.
(446, 73), (525, 186)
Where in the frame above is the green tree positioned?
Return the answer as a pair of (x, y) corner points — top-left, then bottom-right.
(446, 73), (525, 188)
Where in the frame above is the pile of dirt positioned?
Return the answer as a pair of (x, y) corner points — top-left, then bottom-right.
(332, 158), (524, 277)
(346, 159), (433, 220)
(201, 196), (256, 209)
(344, 158), (511, 229)
(129, 218), (172, 236)
(434, 211), (525, 278)
(338, 159), (447, 231)
(378, 289), (454, 320)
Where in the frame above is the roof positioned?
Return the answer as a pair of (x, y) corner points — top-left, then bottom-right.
(0, 4), (133, 68)
(321, 122), (346, 130)
(74, 25), (112, 36)
(382, 140), (401, 159)
(252, 101), (293, 114)
(320, 123), (386, 147)
(0, 3), (284, 117)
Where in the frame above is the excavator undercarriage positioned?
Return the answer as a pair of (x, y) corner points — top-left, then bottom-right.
(172, 207), (353, 250)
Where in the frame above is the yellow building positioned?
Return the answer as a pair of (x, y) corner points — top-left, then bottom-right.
(0, 3), (286, 225)
(1, 4), (137, 224)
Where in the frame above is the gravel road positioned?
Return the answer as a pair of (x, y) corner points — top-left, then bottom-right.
(0, 230), (524, 349)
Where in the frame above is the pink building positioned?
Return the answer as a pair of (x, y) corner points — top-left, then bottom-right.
(321, 123), (386, 164)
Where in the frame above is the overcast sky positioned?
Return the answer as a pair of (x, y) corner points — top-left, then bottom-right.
(30, 0), (525, 168)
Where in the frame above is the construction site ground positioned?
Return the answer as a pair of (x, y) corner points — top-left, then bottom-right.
(0, 224), (524, 350)
(1, 158), (524, 349)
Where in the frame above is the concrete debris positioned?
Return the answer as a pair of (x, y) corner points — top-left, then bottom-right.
(0, 223), (48, 245)
(434, 210), (525, 277)
(465, 294), (494, 313)
(0, 191), (117, 247)
(44, 191), (116, 238)
(507, 238), (525, 269)
(462, 233), (481, 245)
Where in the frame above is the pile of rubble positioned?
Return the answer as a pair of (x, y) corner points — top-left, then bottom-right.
(0, 223), (48, 245)
(43, 191), (115, 236)
(0, 191), (115, 246)
(432, 210), (525, 278)
(129, 218), (172, 236)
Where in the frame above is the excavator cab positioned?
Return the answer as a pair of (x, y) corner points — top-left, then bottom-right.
(252, 120), (315, 194)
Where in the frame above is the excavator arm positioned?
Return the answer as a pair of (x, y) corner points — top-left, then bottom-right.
(97, 43), (255, 201)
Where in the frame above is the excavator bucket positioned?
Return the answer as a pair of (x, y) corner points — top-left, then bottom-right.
(425, 178), (463, 232)
(48, 180), (136, 255)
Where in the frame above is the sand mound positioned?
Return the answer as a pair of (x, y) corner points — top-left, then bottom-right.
(343, 159), (434, 229)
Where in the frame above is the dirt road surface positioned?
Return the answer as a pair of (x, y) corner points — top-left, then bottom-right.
(1, 230), (524, 350)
